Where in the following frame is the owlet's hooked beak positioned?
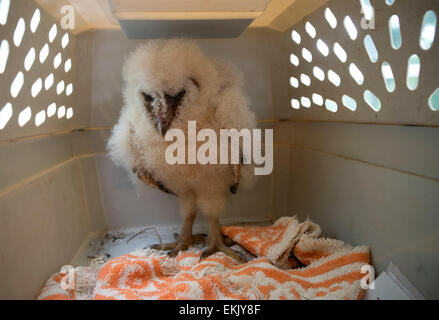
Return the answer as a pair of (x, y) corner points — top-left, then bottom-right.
(141, 90), (186, 136)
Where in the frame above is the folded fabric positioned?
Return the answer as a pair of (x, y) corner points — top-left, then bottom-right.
(37, 216), (370, 300)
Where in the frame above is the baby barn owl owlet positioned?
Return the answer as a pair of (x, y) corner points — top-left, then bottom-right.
(107, 39), (257, 262)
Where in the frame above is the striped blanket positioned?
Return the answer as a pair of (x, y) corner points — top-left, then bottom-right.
(37, 217), (370, 300)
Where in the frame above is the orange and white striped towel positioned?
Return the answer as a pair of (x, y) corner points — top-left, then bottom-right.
(37, 217), (370, 300)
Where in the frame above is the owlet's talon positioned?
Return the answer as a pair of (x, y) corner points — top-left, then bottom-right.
(199, 244), (247, 264)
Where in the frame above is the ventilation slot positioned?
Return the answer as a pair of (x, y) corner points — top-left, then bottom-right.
(324, 8), (337, 29)
(389, 15), (402, 49)
(35, 110), (46, 127)
(290, 77), (299, 88)
(18, 107), (32, 127)
(0, 0), (10, 25)
(406, 54), (420, 91)
(364, 35), (378, 63)
(291, 30), (301, 45)
(316, 39), (329, 57)
(0, 40), (9, 73)
(301, 97), (311, 108)
(47, 103), (57, 117)
(333, 42), (347, 63)
(24, 47), (36, 71)
(344, 16), (358, 40)
(302, 48), (312, 63)
(359, 0), (374, 21)
(39, 44), (49, 63)
(420, 10), (436, 51)
(325, 99), (338, 113)
(305, 21), (316, 38)
(30, 9), (40, 33)
(291, 99), (300, 110)
(349, 63), (364, 85)
(313, 66), (325, 81)
(312, 93), (324, 106)
(381, 62), (396, 93)
(11, 71), (24, 98)
(342, 95), (357, 111)
(300, 73), (311, 87)
(364, 90), (381, 112)
(13, 18), (26, 47)
(0, 102), (13, 130)
(429, 88), (439, 111)
(290, 53), (299, 67)
(328, 70), (341, 87)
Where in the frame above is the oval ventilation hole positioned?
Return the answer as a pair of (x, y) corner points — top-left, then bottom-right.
(300, 73), (311, 87)
(316, 39), (329, 56)
(66, 83), (73, 96)
(54, 52), (62, 69)
(313, 66), (325, 81)
(364, 90), (381, 111)
(305, 21), (317, 38)
(333, 42), (347, 63)
(407, 54), (421, 91)
(56, 80), (65, 95)
(64, 58), (72, 72)
(290, 53), (299, 67)
(389, 15), (402, 49)
(0, 40), (9, 73)
(364, 35), (378, 63)
(360, 0), (374, 21)
(45, 73), (54, 90)
(429, 87), (439, 111)
(62, 33), (70, 48)
(342, 95), (357, 111)
(291, 30), (301, 45)
(49, 24), (57, 43)
(39, 43), (49, 63)
(13, 18), (26, 47)
(0, 0), (10, 25)
(302, 48), (312, 62)
(328, 70), (341, 87)
(420, 10), (437, 51)
(24, 47), (36, 71)
(386, 0), (395, 6)
(47, 103), (57, 117)
(30, 8), (41, 33)
(66, 107), (73, 119)
(291, 99), (300, 110)
(325, 99), (338, 113)
(349, 63), (364, 85)
(381, 62), (396, 92)
(10, 71), (24, 98)
(290, 77), (299, 88)
(35, 110), (46, 127)
(312, 93), (324, 106)
(18, 106), (32, 127)
(344, 16), (358, 40)
(325, 8), (337, 29)
(301, 97), (311, 108)
(57, 106), (66, 119)
(0, 102), (13, 130)
(31, 78), (43, 97)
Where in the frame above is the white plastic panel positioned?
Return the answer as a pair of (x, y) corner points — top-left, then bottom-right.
(0, 0), (77, 141)
(285, 0), (439, 125)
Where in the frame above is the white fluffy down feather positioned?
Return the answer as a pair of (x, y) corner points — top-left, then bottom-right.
(107, 39), (257, 261)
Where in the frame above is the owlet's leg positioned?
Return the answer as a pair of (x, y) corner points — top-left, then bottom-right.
(197, 196), (247, 263)
(150, 195), (205, 256)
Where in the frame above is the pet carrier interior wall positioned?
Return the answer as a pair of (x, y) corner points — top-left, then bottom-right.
(0, 0), (438, 299)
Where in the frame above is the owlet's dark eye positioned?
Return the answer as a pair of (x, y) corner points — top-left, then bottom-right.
(141, 92), (154, 104)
